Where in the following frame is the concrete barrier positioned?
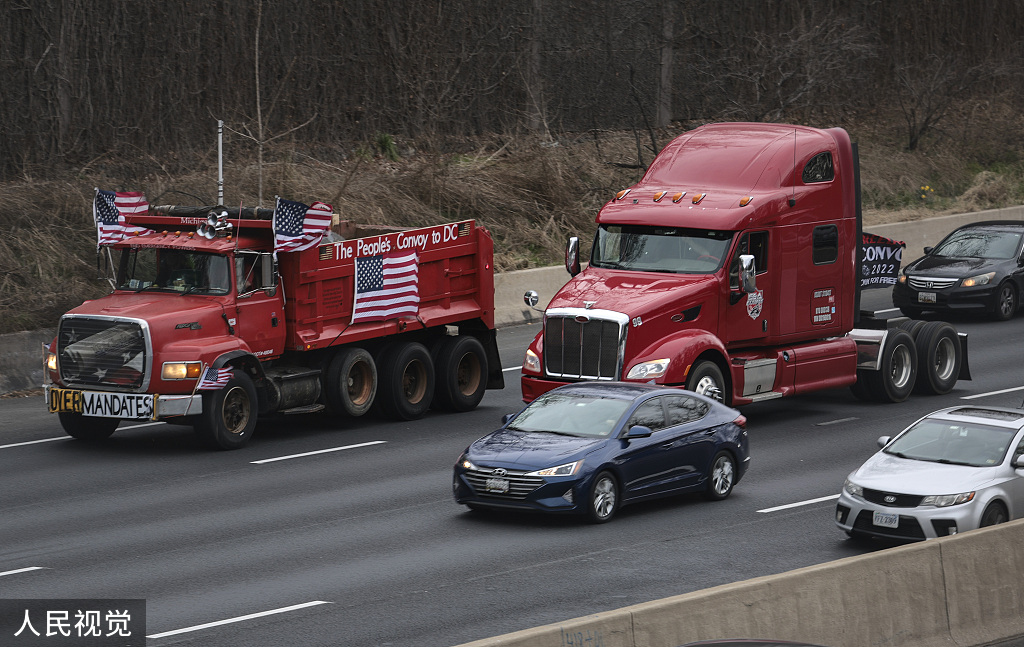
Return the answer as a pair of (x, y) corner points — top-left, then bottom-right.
(4, 205), (1024, 394)
(453, 520), (1024, 647)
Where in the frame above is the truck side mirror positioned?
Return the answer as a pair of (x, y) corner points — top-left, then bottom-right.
(264, 254), (278, 296)
(566, 237), (581, 277)
(739, 254), (757, 293)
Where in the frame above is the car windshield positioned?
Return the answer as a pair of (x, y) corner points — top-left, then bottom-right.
(507, 393), (631, 437)
(590, 225), (733, 273)
(933, 228), (1023, 259)
(883, 418), (1015, 467)
(115, 248), (232, 295)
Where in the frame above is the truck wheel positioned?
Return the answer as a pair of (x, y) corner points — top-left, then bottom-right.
(195, 369), (257, 450)
(913, 321), (960, 395)
(686, 360), (727, 405)
(898, 319), (926, 340)
(432, 335), (488, 412)
(376, 342), (435, 420)
(865, 329), (917, 403)
(58, 412), (119, 441)
(325, 347), (377, 417)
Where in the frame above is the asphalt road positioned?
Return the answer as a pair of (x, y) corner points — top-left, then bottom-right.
(2, 289), (1023, 647)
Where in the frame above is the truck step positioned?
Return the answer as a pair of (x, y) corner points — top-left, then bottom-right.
(746, 391), (784, 402)
(280, 404), (326, 415)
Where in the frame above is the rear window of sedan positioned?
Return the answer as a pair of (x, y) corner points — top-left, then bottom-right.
(884, 419), (1016, 467)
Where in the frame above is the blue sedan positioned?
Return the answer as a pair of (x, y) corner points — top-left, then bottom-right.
(453, 382), (749, 523)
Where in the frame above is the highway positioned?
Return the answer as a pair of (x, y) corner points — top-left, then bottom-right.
(2, 288), (1022, 647)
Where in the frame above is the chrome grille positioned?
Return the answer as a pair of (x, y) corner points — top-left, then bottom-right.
(863, 488), (923, 508)
(543, 309), (627, 380)
(908, 276), (957, 290)
(463, 468), (543, 500)
(57, 316), (149, 390)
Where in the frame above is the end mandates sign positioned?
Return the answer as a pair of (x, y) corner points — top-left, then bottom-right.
(0, 599), (145, 646)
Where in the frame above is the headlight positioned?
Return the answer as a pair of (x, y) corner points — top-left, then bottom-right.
(921, 492), (975, 507)
(161, 361), (203, 380)
(961, 272), (995, 287)
(46, 351), (57, 371)
(523, 349), (541, 374)
(626, 359), (669, 380)
(844, 478), (863, 498)
(898, 271), (907, 284)
(526, 460), (582, 477)
(457, 454), (478, 471)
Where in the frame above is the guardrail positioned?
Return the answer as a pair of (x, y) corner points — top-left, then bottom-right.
(451, 518), (1024, 647)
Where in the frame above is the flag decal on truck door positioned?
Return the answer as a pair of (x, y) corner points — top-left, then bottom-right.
(351, 250), (420, 323)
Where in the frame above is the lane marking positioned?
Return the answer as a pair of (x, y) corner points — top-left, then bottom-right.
(147, 600), (333, 639)
(757, 494), (840, 514)
(502, 366), (522, 373)
(0, 567), (47, 578)
(119, 421), (166, 430)
(0, 437), (65, 450)
(816, 417), (858, 426)
(874, 307), (901, 315)
(961, 385), (1024, 400)
(251, 441), (386, 464)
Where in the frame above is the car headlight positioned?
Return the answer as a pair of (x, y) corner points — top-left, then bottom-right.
(522, 349), (541, 374)
(921, 492), (975, 507)
(526, 460), (582, 477)
(844, 478), (863, 498)
(457, 454), (478, 471)
(898, 271), (907, 284)
(961, 272), (995, 287)
(626, 359), (669, 380)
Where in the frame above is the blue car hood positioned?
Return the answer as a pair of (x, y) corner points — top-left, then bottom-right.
(468, 428), (606, 470)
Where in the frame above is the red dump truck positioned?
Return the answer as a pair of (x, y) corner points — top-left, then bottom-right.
(44, 202), (502, 449)
(521, 122), (970, 406)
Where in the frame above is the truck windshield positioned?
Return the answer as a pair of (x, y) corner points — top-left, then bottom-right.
(115, 248), (232, 295)
(590, 225), (733, 274)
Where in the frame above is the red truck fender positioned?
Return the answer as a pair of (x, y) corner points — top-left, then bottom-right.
(629, 329), (729, 387)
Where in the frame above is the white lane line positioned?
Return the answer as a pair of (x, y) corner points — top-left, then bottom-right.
(0, 437), (66, 450)
(502, 366), (521, 373)
(816, 417), (858, 426)
(757, 494), (840, 514)
(874, 307), (901, 315)
(250, 441), (386, 465)
(118, 421), (166, 430)
(960, 385), (1024, 400)
(0, 567), (48, 578)
(147, 600), (333, 639)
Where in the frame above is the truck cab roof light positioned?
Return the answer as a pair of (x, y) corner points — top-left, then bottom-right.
(615, 189), (631, 200)
(672, 192), (686, 203)
(691, 193), (706, 204)
(653, 191), (667, 202)
(740, 196), (753, 206)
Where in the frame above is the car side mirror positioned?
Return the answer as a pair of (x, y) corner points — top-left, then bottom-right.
(1014, 455), (1024, 469)
(626, 425), (653, 438)
(877, 435), (891, 448)
(565, 236), (581, 277)
(924, 246), (933, 255)
(502, 413), (516, 426)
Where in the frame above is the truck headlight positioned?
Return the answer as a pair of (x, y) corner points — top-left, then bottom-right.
(162, 361), (203, 380)
(961, 272), (995, 287)
(626, 359), (669, 380)
(523, 349), (541, 374)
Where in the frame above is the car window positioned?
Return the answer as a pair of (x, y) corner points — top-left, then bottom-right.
(885, 418), (1014, 467)
(507, 393), (630, 438)
(664, 395), (709, 426)
(625, 398), (667, 431)
(934, 229), (1023, 259)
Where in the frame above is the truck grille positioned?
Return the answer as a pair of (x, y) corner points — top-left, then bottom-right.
(463, 468), (544, 500)
(543, 309), (627, 380)
(57, 316), (149, 390)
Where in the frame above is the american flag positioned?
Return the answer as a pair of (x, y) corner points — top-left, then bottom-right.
(351, 250), (420, 323)
(272, 198), (333, 253)
(94, 189), (148, 248)
(197, 367), (233, 391)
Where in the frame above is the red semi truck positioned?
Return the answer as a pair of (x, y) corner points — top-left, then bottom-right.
(44, 204), (502, 449)
(521, 122), (970, 406)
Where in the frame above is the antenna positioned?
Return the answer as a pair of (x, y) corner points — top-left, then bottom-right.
(217, 120), (224, 206)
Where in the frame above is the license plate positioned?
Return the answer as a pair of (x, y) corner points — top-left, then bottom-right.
(48, 388), (154, 420)
(485, 477), (510, 494)
(872, 510), (899, 528)
(918, 291), (936, 303)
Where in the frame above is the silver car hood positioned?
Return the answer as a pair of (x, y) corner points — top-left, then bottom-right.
(850, 452), (1004, 494)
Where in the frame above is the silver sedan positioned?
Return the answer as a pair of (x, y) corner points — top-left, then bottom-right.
(835, 405), (1024, 541)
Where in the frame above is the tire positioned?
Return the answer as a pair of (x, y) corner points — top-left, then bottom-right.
(686, 360), (728, 405)
(58, 412), (119, 441)
(705, 451), (736, 501)
(992, 281), (1018, 321)
(194, 369), (258, 450)
(898, 319), (926, 340)
(981, 501), (1008, 527)
(587, 471), (619, 523)
(432, 335), (488, 412)
(324, 347), (377, 417)
(375, 342), (435, 421)
(864, 329), (917, 403)
(913, 321), (961, 395)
